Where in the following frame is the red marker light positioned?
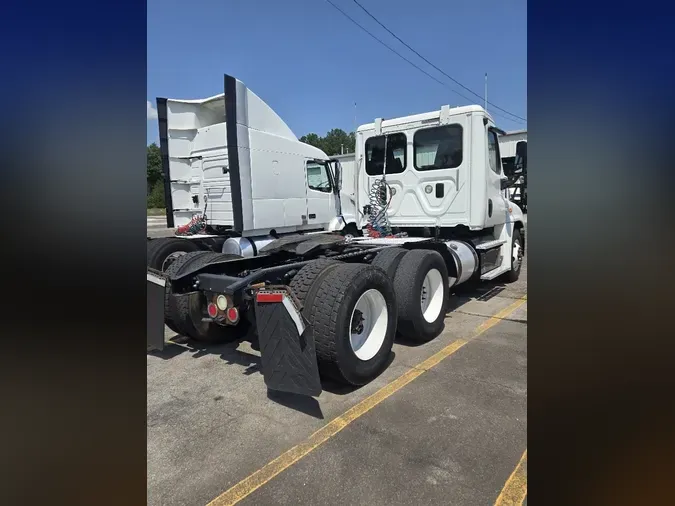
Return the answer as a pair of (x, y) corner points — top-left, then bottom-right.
(207, 303), (218, 318)
(226, 307), (239, 323)
(256, 292), (283, 303)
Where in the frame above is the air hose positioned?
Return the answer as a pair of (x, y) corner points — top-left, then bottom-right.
(176, 196), (208, 236)
(366, 177), (393, 237)
(365, 136), (393, 238)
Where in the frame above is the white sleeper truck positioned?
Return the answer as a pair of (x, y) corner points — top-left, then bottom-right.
(147, 74), (526, 397)
(147, 75), (358, 272)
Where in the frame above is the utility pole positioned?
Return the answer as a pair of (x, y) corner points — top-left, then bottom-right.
(484, 73), (488, 111)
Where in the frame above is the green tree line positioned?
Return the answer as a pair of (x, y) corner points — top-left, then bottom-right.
(147, 143), (164, 208)
(147, 128), (355, 208)
(299, 128), (355, 156)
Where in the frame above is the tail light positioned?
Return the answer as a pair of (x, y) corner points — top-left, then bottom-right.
(207, 303), (218, 318)
(226, 307), (239, 323)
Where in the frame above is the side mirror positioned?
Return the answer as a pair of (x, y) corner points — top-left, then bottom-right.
(515, 141), (527, 171)
(502, 158), (516, 179)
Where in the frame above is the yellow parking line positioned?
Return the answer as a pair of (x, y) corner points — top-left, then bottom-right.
(494, 449), (527, 505)
(207, 296), (527, 506)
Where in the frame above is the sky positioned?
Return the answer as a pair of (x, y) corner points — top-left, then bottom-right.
(147, 0), (527, 145)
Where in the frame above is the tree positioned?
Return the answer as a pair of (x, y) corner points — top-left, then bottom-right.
(147, 143), (163, 193)
(299, 133), (323, 151)
(147, 143), (166, 208)
(299, 129), (356, 156)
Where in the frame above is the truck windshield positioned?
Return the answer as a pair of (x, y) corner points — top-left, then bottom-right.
(365, 133), (407, 175)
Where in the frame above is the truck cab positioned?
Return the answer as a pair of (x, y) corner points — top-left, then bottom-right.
(354, 105), (523, 232)
(157, 75), (355, 237)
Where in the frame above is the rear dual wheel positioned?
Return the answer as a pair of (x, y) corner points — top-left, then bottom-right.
(164, 251), (247, 342)
(371, 248), (450, 342)
(289, 249), (449, 387)
(147, 238), (201, 272)
(393, 250), (449, 343)
(291, 262), (397, 386)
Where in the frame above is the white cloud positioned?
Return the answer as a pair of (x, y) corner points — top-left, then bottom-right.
(147, 100), (158, 120)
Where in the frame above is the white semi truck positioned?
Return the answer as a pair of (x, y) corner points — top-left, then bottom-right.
(146, 75), (360, 272)
(147, 74), (526, 397)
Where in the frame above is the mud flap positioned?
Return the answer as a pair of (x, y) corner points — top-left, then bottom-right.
(255, 291), (322, 397)
(147, 270), (167, 351)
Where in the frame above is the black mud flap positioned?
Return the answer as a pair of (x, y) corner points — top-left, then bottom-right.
(147, 270), (166, 351)
(255, 291), (322, 397)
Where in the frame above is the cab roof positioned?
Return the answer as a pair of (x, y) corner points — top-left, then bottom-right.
(357, 105), (493, 132)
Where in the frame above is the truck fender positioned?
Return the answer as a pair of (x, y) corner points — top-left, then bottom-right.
(327, 216), (346, 232)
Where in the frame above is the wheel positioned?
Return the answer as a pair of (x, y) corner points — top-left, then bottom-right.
(300, 263), (397, 386)
(340, 223), (362, 239)
(165, 251), (248, 342)
(370, 247), (408, 279)
(289, 259), (342, 305)
(147, 238), (201, 272)
(503, 229), (523, 283)
(393, 249), (449, 343)
(164, 251), (224, 335)
(164, 251), (211, 334)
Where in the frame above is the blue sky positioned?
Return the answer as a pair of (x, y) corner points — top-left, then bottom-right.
(147, 0), (527, 145)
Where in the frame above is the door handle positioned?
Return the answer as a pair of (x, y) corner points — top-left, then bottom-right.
(435, 183), (444, 198)
(309, 213), (316, 219)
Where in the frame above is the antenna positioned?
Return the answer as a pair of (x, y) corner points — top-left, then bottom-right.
(353, 101), (357, 136)
(354, 101), (356, 153)
(484, 73), (488, 111)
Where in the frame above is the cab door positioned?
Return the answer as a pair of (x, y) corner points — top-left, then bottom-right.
(305, 160), (336, 228)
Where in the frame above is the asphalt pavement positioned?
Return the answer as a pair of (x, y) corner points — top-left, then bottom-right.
(147, 231), (527, 506)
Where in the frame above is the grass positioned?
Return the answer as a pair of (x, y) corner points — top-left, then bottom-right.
(147, 208), (166, 216)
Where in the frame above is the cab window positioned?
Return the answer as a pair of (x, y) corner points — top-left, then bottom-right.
(307, 161), (332, 192)
(365, 133), (407, 175)
(487, 129), (501, 174)
(413, 125), (463, 171)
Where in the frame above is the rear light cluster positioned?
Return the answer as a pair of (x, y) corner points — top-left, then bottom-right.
(206, 293), (239, 324)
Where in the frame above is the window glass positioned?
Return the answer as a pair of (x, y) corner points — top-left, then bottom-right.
(365, 133), (407, 175)
(307, 162), (332, 192)
(487, 129), (501, 174)
(413, 125), (463, 171)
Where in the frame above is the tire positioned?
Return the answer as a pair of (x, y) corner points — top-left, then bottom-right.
(147, 238), (201, 272)
(340, 223), (362, 239)
(503, 229), (523, 283)
(166, 251), (247, 342)
(393, 249), (449, 343)
(302, 263), (397, 386)
(163, 251), (223, 334)
(370, 247), (408, 279)
(289, 259), (342, 306)
(146, 238), (163, 262)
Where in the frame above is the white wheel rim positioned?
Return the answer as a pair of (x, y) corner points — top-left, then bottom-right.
(349, 289), (388, 361)
(512, 240), (522, 270)
(420, 268), (444, 323)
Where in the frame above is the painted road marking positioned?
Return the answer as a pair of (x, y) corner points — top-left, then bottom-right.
(494, 449), (527, 506)
(207, 295), (528, 506)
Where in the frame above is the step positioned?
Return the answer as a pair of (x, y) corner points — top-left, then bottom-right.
(474, 239), (506, 250)
(480, 264), (509, 280)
